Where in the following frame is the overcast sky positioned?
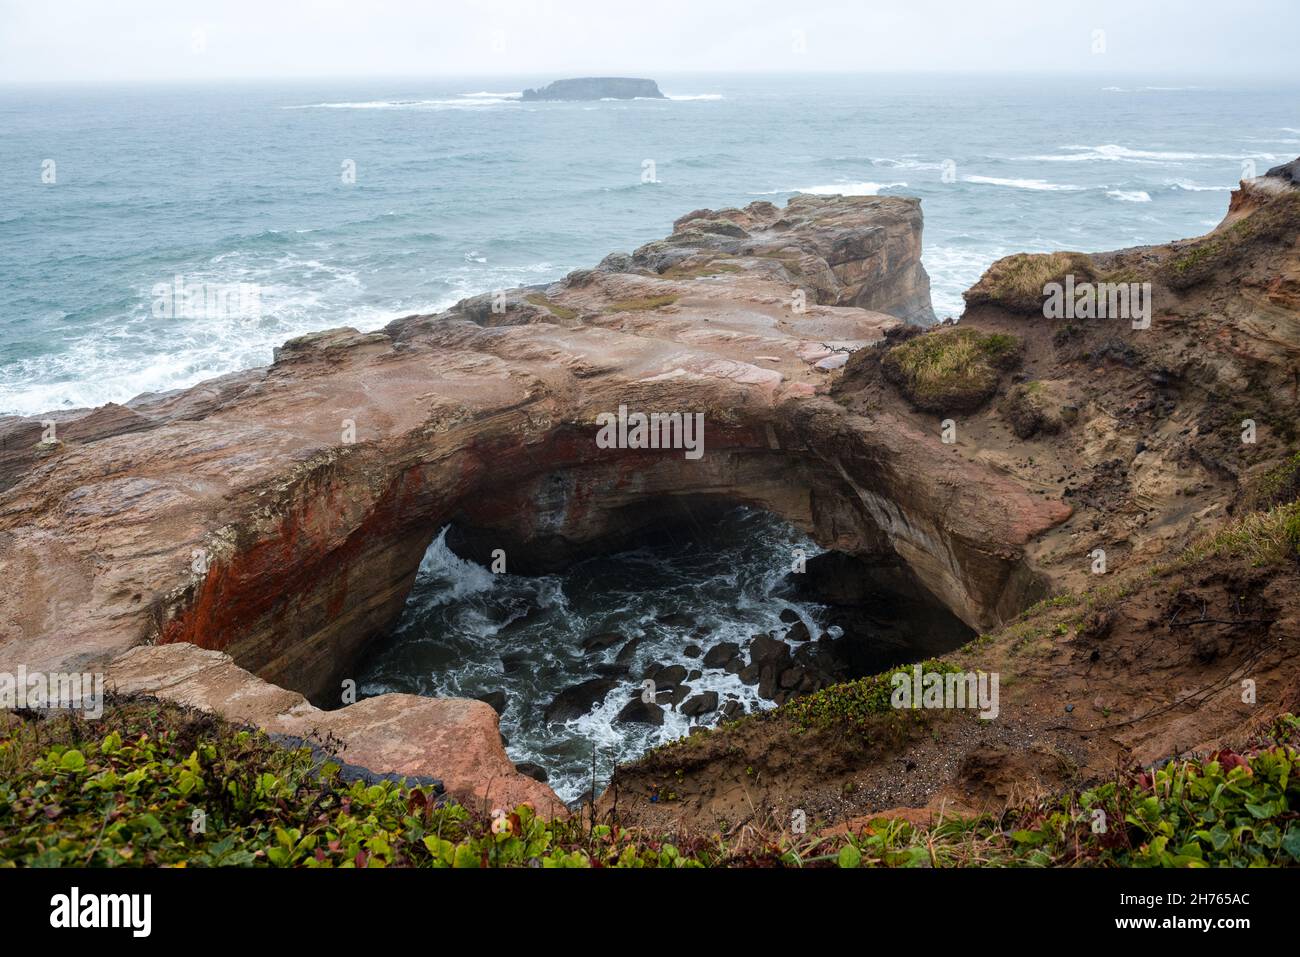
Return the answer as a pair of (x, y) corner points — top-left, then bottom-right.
(0, 0), (1291, 84)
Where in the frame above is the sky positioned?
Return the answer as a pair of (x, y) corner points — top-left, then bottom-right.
(0, 0), (1292, 84)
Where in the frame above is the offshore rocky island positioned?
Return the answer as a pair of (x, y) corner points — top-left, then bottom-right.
(2, 158), (1299, 865)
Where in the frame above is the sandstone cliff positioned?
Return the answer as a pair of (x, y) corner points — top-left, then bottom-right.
(0, 191), (1029, 812)
(5, 166), (1295, 829)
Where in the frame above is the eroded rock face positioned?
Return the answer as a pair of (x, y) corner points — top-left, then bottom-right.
(0, 194), (1064, 799)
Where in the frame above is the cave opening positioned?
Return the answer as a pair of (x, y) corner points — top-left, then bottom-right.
(351, 501), (973, 804)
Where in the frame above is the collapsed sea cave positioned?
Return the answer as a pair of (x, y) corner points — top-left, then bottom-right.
(352, 502), (973, 804)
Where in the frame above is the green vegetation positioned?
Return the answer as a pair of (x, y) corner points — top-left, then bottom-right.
(1172, 499), (1300, 570)
(4, 698), (1299, 867)
(963, 251), (1097, 313)
(1160, 192), (1300, 289)
(882, 327), (1022, 412)
(606, 293), (678, 312)
(1243, 451), (1300, 512)
(524, 293), (578, 321)
(783, 659), (965, 736)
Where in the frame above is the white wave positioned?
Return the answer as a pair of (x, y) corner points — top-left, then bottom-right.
(964, 175), (1086, 191)
(1021, 144), (1277, 164)
(1107, 189), (1152, 202)
(460, 90), (522, 98)
(923, 243), (1010, 319)
(411, 527), (499, 606)
(1166, 178), (1234, 192)
(665, 93), (724, 101)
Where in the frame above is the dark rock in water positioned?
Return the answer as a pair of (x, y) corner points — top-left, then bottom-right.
(593, 662), (631, 678)
(703, 641), (740, 668)
(779, 608), (801, 624)
(617, 698), (666, 725)
(615, 637), (642, 664)
(522, 77), (666, 101)
(656, 612), (696, 628)
(779, 667), (804, 690)
(681, 691), (719, 716)
(545, 677), (618, 723)
(748, 634), (792, 668)
(723, 657), (744, 674)
(515, 761), (549, 783)
(652, 664), (688, 687)
(476, 690), (507, 714)
(687, 669), (702, 682)
(684, 644), (702, 658)
(758, 665), (780, 699)
(719, 699), (745, 722)
(739, 662), (760, 685)
(657, 684), (691, 706)
(785, 620), (812, 642)
(581, 631), (624, 653)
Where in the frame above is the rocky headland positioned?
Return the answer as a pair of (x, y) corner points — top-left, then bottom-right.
(2, 162), (1298, 834)
(521, 77), (665, 101)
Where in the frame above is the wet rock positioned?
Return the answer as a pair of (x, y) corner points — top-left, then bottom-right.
(748, 634), (792, 668)
(657, 684), (691, 706)
(688, 669), (702, 682)
(615, 637), (642, 664)
(719, 699), (745, 722)
(723, 657), (744, 674)
(617, 698), (665, 726)
(515, 761), (549, 783)
(681, 691), (719, 716)
(476, 690), (507, 714)
(581, 631), (625, 653)
(656, 612), (695, 628)
(779, 608), (801, 624)
(593, 662), (631, 678)
(652, 664), (688, 687)
(545, 677), (618, 723)
(703, 642), (740, 668)
(739, 662), (761, 685)
(684, 644), (702, 658)
(785, 620), (812, 642)
(758, 664), (780, 699)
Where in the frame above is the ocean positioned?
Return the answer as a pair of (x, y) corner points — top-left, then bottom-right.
(2, 73), (1297, 416)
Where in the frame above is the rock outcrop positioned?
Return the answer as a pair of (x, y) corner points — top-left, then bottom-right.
(0, 192), (1063, 808)
(603, 160), (1300, 832)
(521, 77), (665, 101)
